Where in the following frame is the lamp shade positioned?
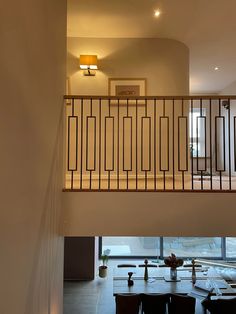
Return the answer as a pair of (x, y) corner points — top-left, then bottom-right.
(80, 55), (98, 70)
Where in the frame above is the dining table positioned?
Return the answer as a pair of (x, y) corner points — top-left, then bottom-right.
(113, 266), (235, 296)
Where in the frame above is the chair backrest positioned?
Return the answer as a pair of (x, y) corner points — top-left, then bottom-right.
(139, 264), (158, 268)
(202, 297), (236, 313)
(117, 264), (137, 268)
(115, 294), (141, 314)
(168, 294), (196, 314)
(141, 294), (169, 314)
(183, 264), (202, 267)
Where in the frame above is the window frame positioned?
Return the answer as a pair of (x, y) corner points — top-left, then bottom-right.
(99, 237), (235, 261)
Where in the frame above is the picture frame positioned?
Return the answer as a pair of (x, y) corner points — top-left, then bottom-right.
(108, 78), (147, 105)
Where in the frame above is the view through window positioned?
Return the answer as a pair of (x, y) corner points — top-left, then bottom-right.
(101, 237), (236, 259)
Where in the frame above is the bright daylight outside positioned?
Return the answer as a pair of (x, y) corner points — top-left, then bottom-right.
(102, 237), (236, 258)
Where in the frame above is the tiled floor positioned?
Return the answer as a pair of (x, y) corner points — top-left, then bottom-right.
(64, 270), (115, 314)
(63, 260), (205, 314)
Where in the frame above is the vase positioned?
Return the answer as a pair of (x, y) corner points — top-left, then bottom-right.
(170, 267), (177, 280)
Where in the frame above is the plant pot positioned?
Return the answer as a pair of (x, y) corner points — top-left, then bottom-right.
(99, 266), (108, 278)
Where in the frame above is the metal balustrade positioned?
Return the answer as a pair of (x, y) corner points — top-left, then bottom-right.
(64, 95), (236, 191)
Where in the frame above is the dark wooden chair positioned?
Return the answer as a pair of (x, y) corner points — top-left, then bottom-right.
(168, 294), (196, 314)
(117, 264), (137, 268)
(115, 293), (141, 314)
(158, 264), (168, 267)
(183, 264), (202, 267)
(139, 264), (158, 268)
(141, 294), (169, 314)
(202, 296), (236, 313)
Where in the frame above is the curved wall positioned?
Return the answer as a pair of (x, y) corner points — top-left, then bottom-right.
(67, 37), (189, 95)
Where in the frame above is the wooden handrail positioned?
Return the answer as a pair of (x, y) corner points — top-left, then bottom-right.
(64, 95), (236, 100)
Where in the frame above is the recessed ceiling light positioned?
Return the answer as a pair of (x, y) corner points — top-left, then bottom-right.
(154, 10), (161, 17)
(214, 66), (219, 71)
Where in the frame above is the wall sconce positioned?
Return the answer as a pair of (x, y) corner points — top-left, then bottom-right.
(80, 55), (98, 76)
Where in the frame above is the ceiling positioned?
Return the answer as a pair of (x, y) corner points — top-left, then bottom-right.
(67, 0), (236, 94)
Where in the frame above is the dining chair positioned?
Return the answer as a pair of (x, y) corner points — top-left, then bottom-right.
(139, 264), (158, 268)
(202, 296), (236, 313)
(141, 293), (169, 314)
(117, 264), (137, 268)
(158, 264), (168, 267)
(168, 294), (196, 314)
(115, 293), (141, 314)
(183, 264), (202, 268)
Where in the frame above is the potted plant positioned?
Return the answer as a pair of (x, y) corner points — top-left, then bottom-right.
(99, 249), (110, 278)
(164, 253), (183, 280)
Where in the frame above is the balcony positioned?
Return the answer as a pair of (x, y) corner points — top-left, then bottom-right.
(64, 95), (236, 192)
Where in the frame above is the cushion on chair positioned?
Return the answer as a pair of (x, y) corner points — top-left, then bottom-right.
(168, 294), (196, 314)
(141, 294), (169, 314)
(115, 294), (141, 314)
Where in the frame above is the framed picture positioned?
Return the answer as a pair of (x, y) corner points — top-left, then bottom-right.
(108, 78), (147, 105)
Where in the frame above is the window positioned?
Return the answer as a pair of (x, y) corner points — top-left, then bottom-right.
(189, 109), (206, 158)
(102, 236), (160, 257)
(163, 237), (221, 258)
(100, 237), (235, 260)
(226, 237), (236, 259)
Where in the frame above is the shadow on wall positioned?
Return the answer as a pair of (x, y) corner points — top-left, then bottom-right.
(24, 103), (64, 314)
(67, 52), (79, 77)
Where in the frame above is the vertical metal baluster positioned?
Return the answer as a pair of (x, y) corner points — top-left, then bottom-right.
(127, 99), (129, 190)
(99, 98), (102, 190)
(182, 99), (185, 190)
(163, 99), (166, 190)
(136, 98), (138, 190)
(196, 101), (199, 188)
(191, 99), (194, 190)
(70, 98), (74, 189)
(108, 99), (111, 190)
(117, 99), (120, 190)
(219, 99), (222, 190)
(172, 99), (175, 190)
(234, 116), (236, 173)
(204, 104), (207, 183)
(154, 98), (157, 190)
(89, 98), (92, 189)
(80, 98), (84, 189)
(200, 98), (203, 190)
(228, 98), (232, 190)
(209, 99), (213, 190)
(145, 98), (148, 190)
(67, 100), (71, 189)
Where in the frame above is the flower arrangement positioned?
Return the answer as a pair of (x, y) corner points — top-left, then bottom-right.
(164, 253), (183, 269)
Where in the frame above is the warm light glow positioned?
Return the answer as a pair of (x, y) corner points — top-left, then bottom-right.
(80, 55), (98, 70)
(214, 66), (219, 71)
(154, 9), (161, 17)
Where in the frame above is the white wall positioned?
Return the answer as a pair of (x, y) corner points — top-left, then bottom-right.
(65, 38), (190, 184)
(221, 80), (236, 95)
(220, 81), (236, 176)
(62, 192), (236, 236)
(67, 37), (189, 95)
(0, 1), (66, 314)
